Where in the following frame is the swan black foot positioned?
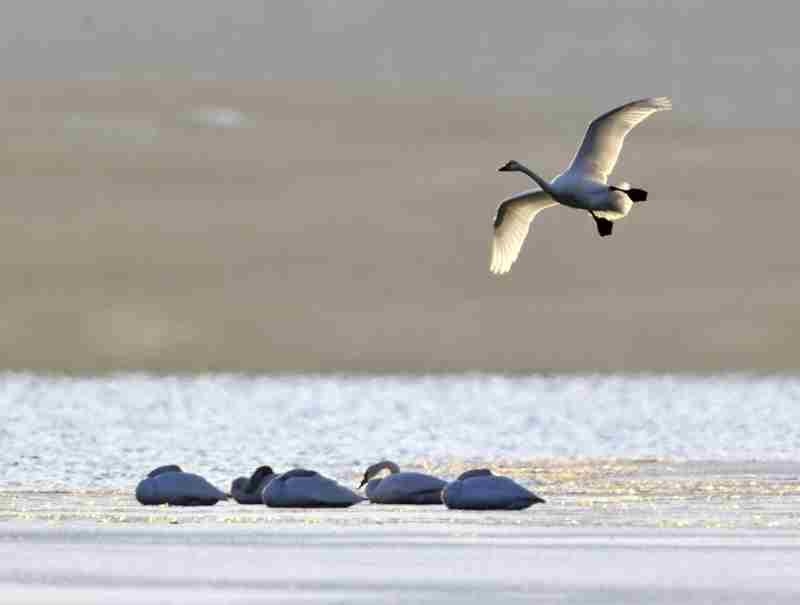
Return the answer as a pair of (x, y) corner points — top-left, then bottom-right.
(592, 214), (613, 237)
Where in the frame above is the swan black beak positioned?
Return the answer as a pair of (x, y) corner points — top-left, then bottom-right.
(498, 163), (512, 172)
(358, 477), (368, 489)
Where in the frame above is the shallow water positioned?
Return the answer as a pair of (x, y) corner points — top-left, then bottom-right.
(2, 373), (800, 490)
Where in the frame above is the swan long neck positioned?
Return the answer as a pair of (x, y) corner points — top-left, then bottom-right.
(517, 165), (557, 198)
(360, 460), (400, 488)
(369, 460), (400, 479)
(246, 466), (275, 493)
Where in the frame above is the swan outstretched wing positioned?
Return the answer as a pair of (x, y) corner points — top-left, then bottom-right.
(490, 189), (557, 275)
(566, 97), (671, 182)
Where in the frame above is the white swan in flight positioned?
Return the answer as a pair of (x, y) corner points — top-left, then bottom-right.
(262, 468), (365, 508)
(135, 465), (228, 506)
(442, 469), (545, 510)
(490, 97), (672, 274)
(358, 460), (447, 505)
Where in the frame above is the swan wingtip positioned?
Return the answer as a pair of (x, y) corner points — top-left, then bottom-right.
(489, 263), (511, 276)
(650, 96), (672, 110)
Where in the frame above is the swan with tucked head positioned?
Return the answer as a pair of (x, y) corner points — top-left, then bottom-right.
(359, 460), (446, 505)
(262, 469), (365, 508)
(442, 469), (545, 511)
(491, 97), (672, 274)
(230, 465), (276, 504)
(135, 464), (228, 506)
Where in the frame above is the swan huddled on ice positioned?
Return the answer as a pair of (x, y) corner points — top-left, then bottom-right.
(442, 469), (545, 510)
(230, 465), (276, 504)
(262, 468), (365, 508)
(359, 460), (446, 505)
(135, 465), (228, 506)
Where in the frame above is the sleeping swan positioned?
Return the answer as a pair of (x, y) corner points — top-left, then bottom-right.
(262, 469), (365, 508)
(135, 464), (228, 506)
(442, 469), (545, 510)
(230, 465), (276, 504)
(359, 460), (446, 505)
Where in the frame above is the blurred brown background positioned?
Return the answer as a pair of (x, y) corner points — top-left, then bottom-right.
(0, 2), (798, 372)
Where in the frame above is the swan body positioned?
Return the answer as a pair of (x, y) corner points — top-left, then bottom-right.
(442, 469), (545, 511)
(262, 469), (365, 508)
(230, 465), (276, 504)
(135, 465), (228, 506)
(490, 96), (671, 274)
(359, 460), (446, 505)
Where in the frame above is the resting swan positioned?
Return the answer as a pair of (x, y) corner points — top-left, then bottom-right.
(262, 469), (365, 508)
(358, 460), (446, 505)
(135, 465), (228, 506)
(442, 469), (545, 510)
(230, 465), (276, 504)
(490, 97), (672, 274)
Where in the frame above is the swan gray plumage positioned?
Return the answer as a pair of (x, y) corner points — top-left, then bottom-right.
(262, 469), (365, 508)
(490, 96), (672, 274)
(442, 469), (545, 510)
(358, 460), (446, 505)
(230, 465), (276, 504)
(135, 464), (228, 506)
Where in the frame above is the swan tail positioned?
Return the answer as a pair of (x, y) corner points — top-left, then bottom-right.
(627, 188), (648, 202)
(610, 184), (647, 203)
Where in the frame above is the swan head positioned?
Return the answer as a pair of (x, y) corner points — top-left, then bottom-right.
(359, 460), (401, 488)
(247, 465), (275, 489)
(498, 160), (525, 173)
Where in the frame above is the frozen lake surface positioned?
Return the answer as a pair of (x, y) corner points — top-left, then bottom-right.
(2, 524), (800, 604)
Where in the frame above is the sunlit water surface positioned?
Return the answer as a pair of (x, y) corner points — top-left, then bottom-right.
(2, 373), (799, 487)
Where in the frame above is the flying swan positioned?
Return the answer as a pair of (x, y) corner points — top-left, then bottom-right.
(490, 97), (672, 274)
